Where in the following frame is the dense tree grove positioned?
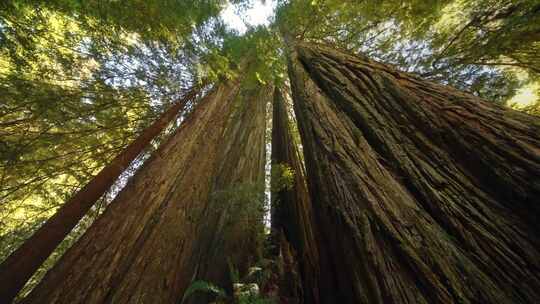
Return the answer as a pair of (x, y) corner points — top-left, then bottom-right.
(1, 0), (539, 303)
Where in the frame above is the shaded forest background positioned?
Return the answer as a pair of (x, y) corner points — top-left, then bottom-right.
(1, 0), (539, 301)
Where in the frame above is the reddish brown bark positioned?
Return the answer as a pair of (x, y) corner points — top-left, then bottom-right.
(270, 88), (320, 304)
(19, 79), (270, 304)
(287, 42), (540, 303)
(0, 84), (201, 303)
(186, 84), (271, 303)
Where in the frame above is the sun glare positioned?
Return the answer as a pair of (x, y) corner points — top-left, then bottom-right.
(509, 82), (539, 108)
(221, 0), (276, 34)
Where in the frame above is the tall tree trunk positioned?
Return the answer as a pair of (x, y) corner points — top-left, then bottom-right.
(0, 84), (201, 303)
(21, 79), (270, 304)
(287, 42), (540, 303)
(270, 88), (320, 304)
(186, 84), (271, 303)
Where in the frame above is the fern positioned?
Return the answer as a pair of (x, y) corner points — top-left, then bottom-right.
(181, 280), (227, 303)
(238, 294), (275, 304)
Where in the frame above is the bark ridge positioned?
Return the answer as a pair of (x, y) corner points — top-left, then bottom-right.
(288, 42), (540, 304)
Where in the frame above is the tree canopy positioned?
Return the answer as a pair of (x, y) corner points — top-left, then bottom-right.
(1, 0), (539, 300)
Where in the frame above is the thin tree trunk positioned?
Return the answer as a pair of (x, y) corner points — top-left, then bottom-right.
(287, 42), (540, 303)
(270, 88), (320, 304)
(0, 84), (202, 303)
(21, 79), (270, 304)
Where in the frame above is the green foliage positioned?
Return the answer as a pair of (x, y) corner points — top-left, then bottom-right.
(1, 0), (539, 299)
(210, 182), (267, 232)
(271, 163), (295, 192)
(245, 259), (275, 288)
(1, 0), (224, 43)
(237, 293), (275, 304)
(425, 1), (540, 75)
(197, 25), (286, 89)
(181, 280), (227, 303)
(0, 0), (226, 295)
(232, 260), (276, 304)
(206, 181), (268, 268)
(512, 100), (540, 117)
(183, 259), (276, 304)
(229, 259), (242, 283)
(275, 0), (538, 104)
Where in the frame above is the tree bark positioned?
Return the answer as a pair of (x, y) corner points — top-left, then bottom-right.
(270, 88), (320, 304)
(186, 84), (271, 303)
(287, 42), (540, 303)
(21, 79), (270, 304)
(0, 84), (201, 303)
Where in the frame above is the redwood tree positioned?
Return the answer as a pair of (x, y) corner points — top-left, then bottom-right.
(287, 42), (540, 303)
(0, 84), (201, 303)
(270, 88), (320, 304)
(20, 78), (270, 304)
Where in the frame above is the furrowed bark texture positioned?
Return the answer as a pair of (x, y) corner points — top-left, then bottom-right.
(22, 80), (270, 304)
(270, 88), (320, 304)
(187, 84), (271, 303)
(287, 42), (540, 303)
